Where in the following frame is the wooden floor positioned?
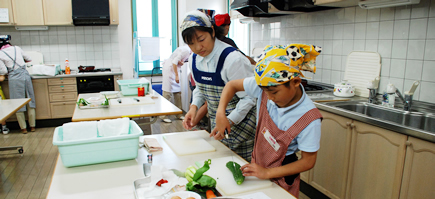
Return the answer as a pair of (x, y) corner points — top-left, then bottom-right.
(0, 117), (310, 199)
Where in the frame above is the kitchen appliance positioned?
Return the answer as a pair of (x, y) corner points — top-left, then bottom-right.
(197, 156), (273, 196)
(301, 79), (333, 93)
(231, 0), (338, 17)
(76, 75), (115, 94)
(333, 80), (355, 97)
(78, 65), (95, 72)
(78, 67), (111, 73)
(72, 0), (110, 26)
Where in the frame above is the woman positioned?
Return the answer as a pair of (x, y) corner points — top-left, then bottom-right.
(0, 36), (36, 134)
(181, 11), (256, 161)
(161, 45), (192, 123)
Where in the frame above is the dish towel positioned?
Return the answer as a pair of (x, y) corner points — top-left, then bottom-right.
(98, 117), (130, 137)
(144, 138), (163, 152)
(62, 121), (98, 141)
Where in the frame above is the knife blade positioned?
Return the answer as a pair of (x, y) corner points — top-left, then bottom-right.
(225, 130), (237, 170)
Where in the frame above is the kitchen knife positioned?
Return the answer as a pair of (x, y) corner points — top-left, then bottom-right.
(224, 130), (237, 171)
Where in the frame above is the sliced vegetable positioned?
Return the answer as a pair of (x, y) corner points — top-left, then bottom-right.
(185, 165), (197, 182)
(206, 189), (217, 199)
(76, 98), (90, 106)
(193, 159), (211, 181)
(156, 179), (168, 186)
(226, 161), (245, 185)
(101, 95), (109, 105)
(186, 159), (216, 193)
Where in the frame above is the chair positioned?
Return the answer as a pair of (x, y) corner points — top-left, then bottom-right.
(150, 67), (163, 95)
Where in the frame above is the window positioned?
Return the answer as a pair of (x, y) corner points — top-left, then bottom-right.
(132, 0), (177, 75)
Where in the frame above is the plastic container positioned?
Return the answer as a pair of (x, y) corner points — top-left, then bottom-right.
(53, 120), (143, 167)
(117, 79), (150, 96)
(65, 58), (70, 74)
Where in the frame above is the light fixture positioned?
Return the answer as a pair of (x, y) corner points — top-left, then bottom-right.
(359, 0), (420, 9)
(15, 26), (49, 31)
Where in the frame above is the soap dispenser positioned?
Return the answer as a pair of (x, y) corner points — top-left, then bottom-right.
(384, 83), (396, 108)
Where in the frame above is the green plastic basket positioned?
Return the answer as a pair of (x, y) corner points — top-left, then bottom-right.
(117, 79), (150, 96)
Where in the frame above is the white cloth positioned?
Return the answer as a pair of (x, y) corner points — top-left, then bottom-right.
(29, 64), (57, 76)
(162, 45), (191, 93)
(190, 39), (256, 124)
(62, 121), (98, 141)
(97, 117), (130, 137)
(0, 46), (31, 75)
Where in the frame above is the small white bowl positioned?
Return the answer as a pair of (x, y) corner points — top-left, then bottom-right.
(165, 191), (201, 199)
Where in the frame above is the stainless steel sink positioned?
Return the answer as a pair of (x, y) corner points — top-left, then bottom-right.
(321, 101), (435, 133)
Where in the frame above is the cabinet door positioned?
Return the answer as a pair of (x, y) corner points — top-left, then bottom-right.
(399, 137), (435, 199)
(309, 110), (352, 199)
(0, 0), (15, 26)
(32, 79), (51, 119)
(43, 0), (72, 25)
(12, 0), (44, 25)
(346, 121), (407, 199)
(109, 0), (118, 25)
(114, 74), (122, 91)
(48, 85), (77, 93)
(50, 101), (76, 118)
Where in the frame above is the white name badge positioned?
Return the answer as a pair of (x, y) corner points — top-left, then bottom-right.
(262, 127), (280, 151)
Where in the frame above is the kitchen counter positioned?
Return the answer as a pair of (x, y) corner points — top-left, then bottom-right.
(309, 90), (435, 143)
(30, 70), (122, 79)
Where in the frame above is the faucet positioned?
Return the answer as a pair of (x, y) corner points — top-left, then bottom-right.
(388, 81), (420, 111)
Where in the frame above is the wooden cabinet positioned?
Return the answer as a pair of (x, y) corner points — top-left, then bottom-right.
(399, 137), (435, 199)
(346, 121), (407, 199)
(0, 0), (14, 26)
(109, 0), (118, 25)
(47, 77), (77, 119)
(43, 0), (72, 25)
(309, 110), (352, 199)
(114, 74), (122, 91)
(11, 0), (44, 26)
(32, 79), (51, 119)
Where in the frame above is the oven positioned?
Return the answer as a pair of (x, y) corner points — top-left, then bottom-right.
(76, 75), (115, 94)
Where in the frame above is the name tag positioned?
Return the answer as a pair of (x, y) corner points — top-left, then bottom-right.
(262, 127), (280, 151)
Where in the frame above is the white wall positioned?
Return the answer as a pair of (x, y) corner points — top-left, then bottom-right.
(248, 0), (435, 103)
(117, 0), (134, 79)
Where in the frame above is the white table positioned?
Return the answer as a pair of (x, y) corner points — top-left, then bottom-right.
(47, 131), (296, 199)
(0, 98), (30, 153)
(71, 92), (182, 122)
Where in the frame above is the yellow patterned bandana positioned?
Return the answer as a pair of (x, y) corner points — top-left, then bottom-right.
(254, 44), (322, 86)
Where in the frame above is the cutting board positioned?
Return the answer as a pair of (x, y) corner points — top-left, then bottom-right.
(24, 51), (44, 74)
(163, 132), (216, 156)
(109, 97), (155, 106)
(344, 51), (381, 98)
(197, 156), (273, 196)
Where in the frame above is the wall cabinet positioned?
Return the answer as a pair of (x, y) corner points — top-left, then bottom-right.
(0, 0), (14, 26)
(399, 137), (435, 199)
(8, 0), (118, 26)
(11, 0), (44, 26)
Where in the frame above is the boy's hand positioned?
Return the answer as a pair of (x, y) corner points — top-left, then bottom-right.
(241, 163), (270, 179)
(0, 75), (5, 82)
(210, 111), (231, 140)
(182, 105), (197, 130)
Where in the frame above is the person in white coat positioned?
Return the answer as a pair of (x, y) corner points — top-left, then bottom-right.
(161, 45), (192, 123)
(0, 36), (35, 134)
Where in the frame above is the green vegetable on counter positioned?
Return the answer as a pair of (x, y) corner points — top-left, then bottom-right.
(101, 95), (109, 106)
(186, 159), (216, 193)
(76, 98), (90, 106)
(185, 165), (197, 182)
(226, 161), (245, 185)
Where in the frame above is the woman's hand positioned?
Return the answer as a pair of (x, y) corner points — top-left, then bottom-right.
(182, 105), (198, 130)
(175, 75), (180, 83)
(210, 111), (231, 140)
(241, 163), (270, 179)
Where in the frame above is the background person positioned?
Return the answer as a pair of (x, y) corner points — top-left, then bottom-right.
(180, 11), (257, 161)
(161, 45), (192, 123)
(212, 44), (323, 197)
(0, 35), (35, 134)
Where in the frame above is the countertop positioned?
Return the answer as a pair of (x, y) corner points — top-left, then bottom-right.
(30, 70), (123, 79)
(308, 86), (435, 143)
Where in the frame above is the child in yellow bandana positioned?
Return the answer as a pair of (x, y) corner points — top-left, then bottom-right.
(212, 44), (322, 197)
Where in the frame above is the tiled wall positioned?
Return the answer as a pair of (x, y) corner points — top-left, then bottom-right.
(250, 0), (435, 103)
(0, 26), (120, 69)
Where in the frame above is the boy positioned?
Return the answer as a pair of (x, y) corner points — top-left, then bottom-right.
(211, 44), (322, 197)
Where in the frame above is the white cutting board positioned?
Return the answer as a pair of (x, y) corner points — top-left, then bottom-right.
(24, 51), (44, 74)
(197, 156), (273, 196)
(109, 97), (155, 106)
(163, 132), (216, 156)
(343, 51), (381, 98)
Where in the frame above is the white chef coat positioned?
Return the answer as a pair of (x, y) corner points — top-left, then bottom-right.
(0, 46), (31, 75)
(162, 45), (191, 93)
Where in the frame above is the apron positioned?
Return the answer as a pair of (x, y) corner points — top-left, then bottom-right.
(192, 47), (256, 162)
(1, 47), (36, 112)
(252, 91), (322, 197)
